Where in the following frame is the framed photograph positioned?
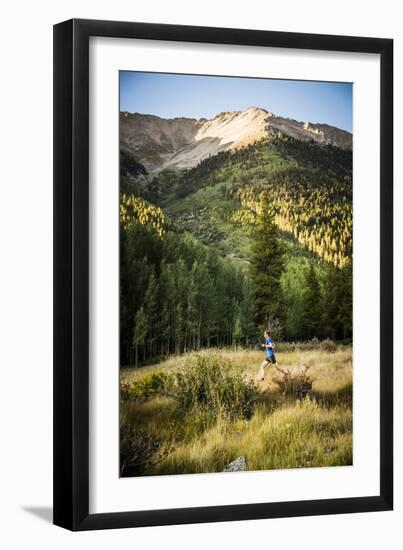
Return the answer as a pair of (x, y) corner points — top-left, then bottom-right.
(53, 19), (393, 530)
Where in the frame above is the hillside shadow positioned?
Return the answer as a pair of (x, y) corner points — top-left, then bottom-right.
(256, 381), (352, 411)
(311, 382), (353, 407)
(256, 387), (286, 413)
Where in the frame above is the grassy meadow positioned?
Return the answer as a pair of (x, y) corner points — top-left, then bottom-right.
(120, 345), (352, 476)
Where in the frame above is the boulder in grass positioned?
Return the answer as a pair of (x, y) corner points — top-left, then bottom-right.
(224, 456), (246, 472)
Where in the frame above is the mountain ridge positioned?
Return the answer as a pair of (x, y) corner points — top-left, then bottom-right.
(120, 106), (352, 173)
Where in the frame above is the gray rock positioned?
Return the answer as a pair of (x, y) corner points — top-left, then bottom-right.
(224, 456), (246, 472)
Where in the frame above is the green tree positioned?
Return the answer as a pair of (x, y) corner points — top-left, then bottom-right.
(187, 261), (200, 350)
(281, 257), (307, 340)
(144, 267), (159, 358)
(338, 264), (352, 340)
(301, 262), (322, 339)
(250, 193), (286, 330)
(193, 261), (214, 348)
(232, 311), (242, 350)
(323, 265), (340, 339)
(159, 261), (174, 356)
(239, 275), (256, 344)
(172, 259), (188, 354)
(133, 306), (147, 367)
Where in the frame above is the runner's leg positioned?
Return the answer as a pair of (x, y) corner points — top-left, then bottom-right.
(259, 359), (267, 380)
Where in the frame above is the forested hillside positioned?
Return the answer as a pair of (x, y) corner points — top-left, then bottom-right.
(146, 135), (352, 268)
(120, 195), (254, 365)
(120, 132), (353, 367)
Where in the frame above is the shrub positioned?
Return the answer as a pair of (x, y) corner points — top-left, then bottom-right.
(167, 355), (258, 420)
(276, 340), (316, 353)
(120, 381), (132, 401)
(320, 338), (337, 353)
(273, 365), (315, 399)
(310, 337), (320, 349)
(276, 338), (337, 353)
(120, 371), (171, 402)
(120, 423), (173, 477)
(275, 341), (298, 353)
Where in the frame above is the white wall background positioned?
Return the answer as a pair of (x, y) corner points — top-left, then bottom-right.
(0, 0), (400, 547)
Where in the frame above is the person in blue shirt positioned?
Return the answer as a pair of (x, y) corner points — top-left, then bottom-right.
(258, 330), (279, 381)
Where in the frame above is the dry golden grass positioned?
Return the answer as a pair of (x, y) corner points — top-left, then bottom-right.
(120, 346), (352, 476)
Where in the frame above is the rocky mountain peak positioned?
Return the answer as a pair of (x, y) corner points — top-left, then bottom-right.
(120, 106), (352, 172)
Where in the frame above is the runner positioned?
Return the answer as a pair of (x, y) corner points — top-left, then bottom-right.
(258, 330), (279, 381)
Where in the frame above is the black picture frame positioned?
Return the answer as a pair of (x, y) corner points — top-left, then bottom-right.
(53, 18), (393, 531)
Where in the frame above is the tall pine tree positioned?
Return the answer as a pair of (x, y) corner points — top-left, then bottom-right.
(250, 193), (286, 330)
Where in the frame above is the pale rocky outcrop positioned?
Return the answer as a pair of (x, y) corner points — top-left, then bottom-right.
(120, 106), (352, 173)
(224, 456), (247, 472)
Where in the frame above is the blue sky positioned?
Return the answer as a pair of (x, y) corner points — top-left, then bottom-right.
(120, 72), (352, 133)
